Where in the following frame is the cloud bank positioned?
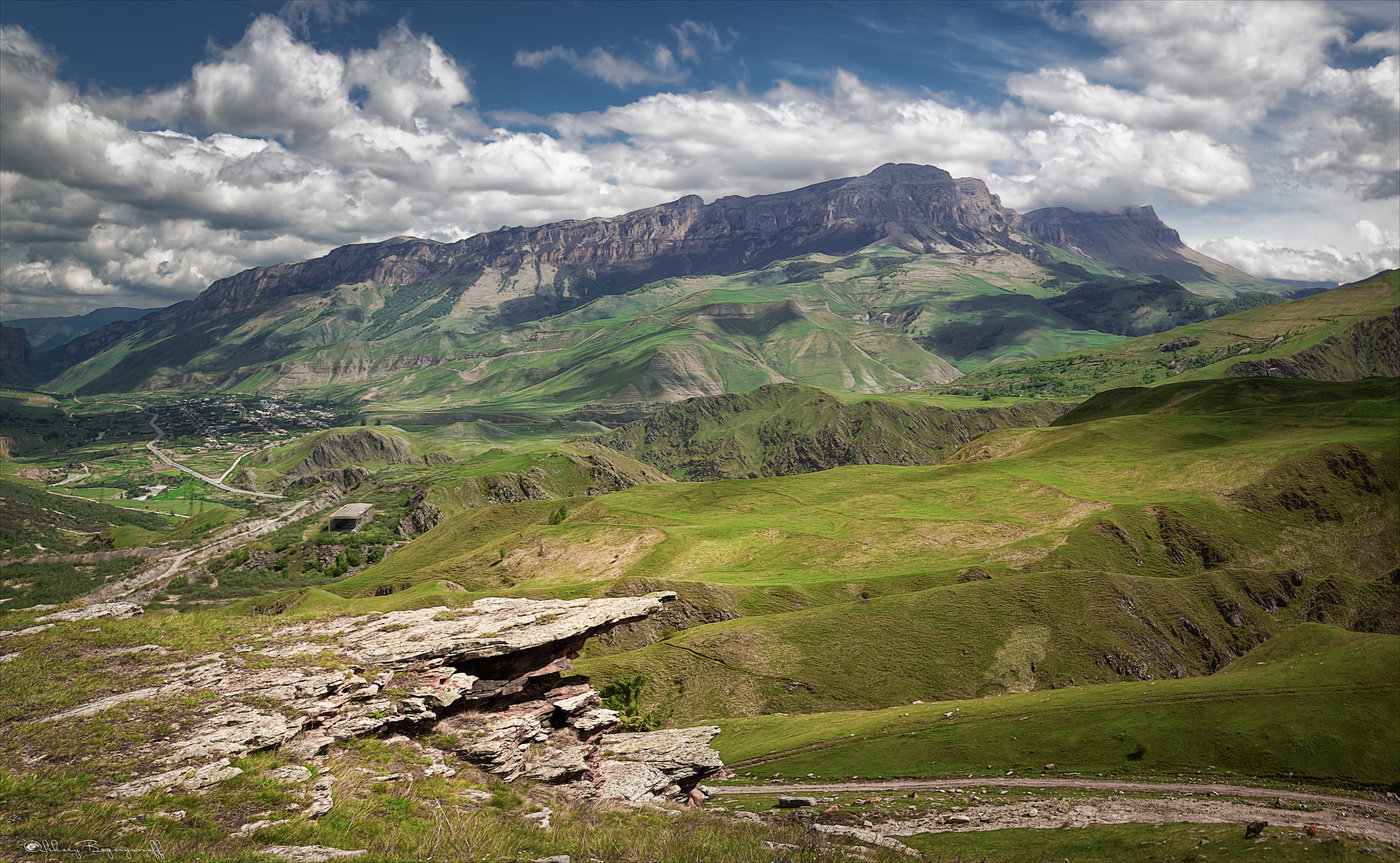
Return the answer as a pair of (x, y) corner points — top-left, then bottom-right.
(1, 1), (1396, 318)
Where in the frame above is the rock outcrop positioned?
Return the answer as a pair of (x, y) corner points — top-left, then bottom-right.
(34, 592), (721, 807)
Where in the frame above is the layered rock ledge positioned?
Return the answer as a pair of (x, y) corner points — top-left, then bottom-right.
(30, 592), (721, 807)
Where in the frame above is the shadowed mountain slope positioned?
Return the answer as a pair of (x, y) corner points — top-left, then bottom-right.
(1017, 206), (1280, 297)
(597, 382), (1073, 480)
(946, 270), (1399, 399)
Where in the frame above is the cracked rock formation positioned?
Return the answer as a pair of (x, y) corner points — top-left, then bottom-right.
(46, 591), (721, 807)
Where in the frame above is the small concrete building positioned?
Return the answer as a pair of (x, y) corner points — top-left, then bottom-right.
(328, 503), (374, 532)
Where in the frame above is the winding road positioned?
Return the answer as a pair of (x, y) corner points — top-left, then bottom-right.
(144, 415), (283, 499)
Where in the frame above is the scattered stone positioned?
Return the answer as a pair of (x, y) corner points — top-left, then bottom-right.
(235, 818), (291, 837)
(1044, 763), (1055, 770)
(0, 623), (54, 638)
(813, 824), (920, 857)
(946, 814), (972, 824)
(306, 773), (335, 818)
(107, 758), (243, 798)
(572, 708), (621, 733)
(733, 810), (762, 823)
(532, 856), (570, 863)
(260, 847), (367, 862)
(777, 796), (817, 808)
(267, 765), (313, 784)
(35, 601), (143, 623)
(523, 807), (552, 830)
(0, 652), (18, 662)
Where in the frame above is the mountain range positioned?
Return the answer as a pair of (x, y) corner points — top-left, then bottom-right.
(7, 164), (1298, 413)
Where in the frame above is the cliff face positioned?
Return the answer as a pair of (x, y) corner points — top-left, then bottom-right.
(0, 323), (33, 385)
(189, 164), (1036, 320)
(1015, 206), (1275, 293)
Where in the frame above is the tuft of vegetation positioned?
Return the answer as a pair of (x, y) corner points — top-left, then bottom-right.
(600, 675), (662, 732)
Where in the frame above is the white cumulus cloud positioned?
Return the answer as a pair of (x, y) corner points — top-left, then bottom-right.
(2, 2), (1397, 318)
(1197, 219), (1399, 284)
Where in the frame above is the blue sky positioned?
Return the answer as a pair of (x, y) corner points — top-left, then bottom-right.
(1, 0), (1396, 317)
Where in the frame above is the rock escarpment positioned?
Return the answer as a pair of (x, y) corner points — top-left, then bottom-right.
(31, 592), (722, 807)
(186, 164), (1038, 321)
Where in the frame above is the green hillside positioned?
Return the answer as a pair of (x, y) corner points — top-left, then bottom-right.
(41, 248), (1320, 417)
(944, 270), (1398, 398)
(0, 477), (170, 557)
(277, 376), (1399, 724)
(597, 382), (1073, 480)
(715, 623), (1400, 787)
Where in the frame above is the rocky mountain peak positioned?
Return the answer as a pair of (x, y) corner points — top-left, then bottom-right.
(182, 164), (1035, 322)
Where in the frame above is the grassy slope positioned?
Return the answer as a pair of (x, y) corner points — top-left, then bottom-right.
(596, 382), (1073, 480)
(0, 476), (171, 556)
(357, 378), (1398, 590)
(712, 624), (1400, 788)
(40, 246), (1176, 413)
(290, 377), (1400, 723)
(945, 270), (1398, 398)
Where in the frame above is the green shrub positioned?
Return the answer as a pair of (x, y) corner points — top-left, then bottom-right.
(600, 675), (661, 731)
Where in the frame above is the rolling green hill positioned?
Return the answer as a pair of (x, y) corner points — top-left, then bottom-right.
(596, 382), (1073, 480)
(279, 376), (1400, 724)
(715, 623), (1400, 787)
(943, 270), (1398, 398)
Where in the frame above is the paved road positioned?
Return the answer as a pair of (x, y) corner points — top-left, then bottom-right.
(145, 415), (283, 499)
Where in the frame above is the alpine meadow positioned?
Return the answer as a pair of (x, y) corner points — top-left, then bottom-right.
(1, 2), (1397, 862)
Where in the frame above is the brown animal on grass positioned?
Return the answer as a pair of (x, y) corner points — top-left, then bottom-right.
(1245, 820), (1268, 838)
(1307, 824), (1318, 837)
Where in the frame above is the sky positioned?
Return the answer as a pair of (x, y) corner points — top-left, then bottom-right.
(0, 0), (1397, 319)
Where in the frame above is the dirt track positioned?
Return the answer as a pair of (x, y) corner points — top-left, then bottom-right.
(715, 777), (1400, 815)
(712, 778), (1400, 845)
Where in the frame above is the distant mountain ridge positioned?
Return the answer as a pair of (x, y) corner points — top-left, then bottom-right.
(186, 164), (1044, 322)
(1016, 207), (1270, 297)
(34, 164), (1293, 403)
(3, 307), (162, 353)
